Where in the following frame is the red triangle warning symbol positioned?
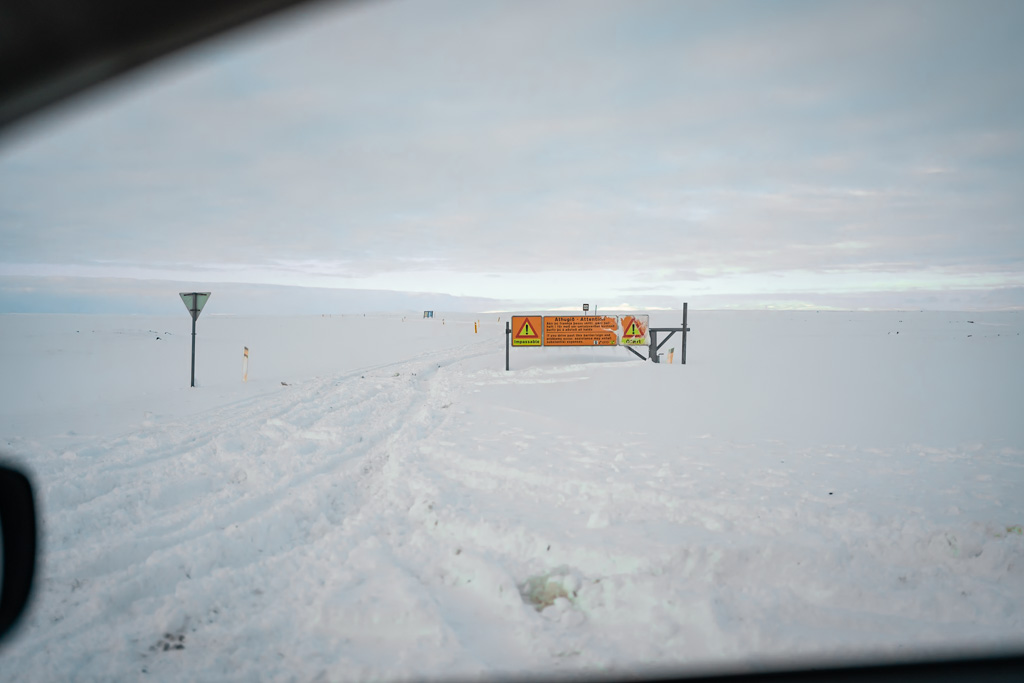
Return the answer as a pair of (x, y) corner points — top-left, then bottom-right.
(516, 319), (538, 338)
(624, 321), (641, 337)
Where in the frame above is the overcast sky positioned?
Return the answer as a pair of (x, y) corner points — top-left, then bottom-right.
(1, 0), (1022, 314)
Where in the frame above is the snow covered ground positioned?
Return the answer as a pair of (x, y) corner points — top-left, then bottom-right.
(1, 310), (1022, 680)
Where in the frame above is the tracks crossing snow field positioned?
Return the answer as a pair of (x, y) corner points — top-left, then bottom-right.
(7, 339), (496, 678)
(1, 312), (1023, 680)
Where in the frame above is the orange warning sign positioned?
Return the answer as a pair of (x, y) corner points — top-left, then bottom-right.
(620, 315), (650, 346)
(543, 316), (618, 347)
(512, 316), (542, 346)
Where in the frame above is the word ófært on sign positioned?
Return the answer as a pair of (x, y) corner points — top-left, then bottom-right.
(619, 315), (649, 346)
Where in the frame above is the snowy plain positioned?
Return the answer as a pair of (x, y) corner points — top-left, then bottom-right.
(1, 309), (1022, 680)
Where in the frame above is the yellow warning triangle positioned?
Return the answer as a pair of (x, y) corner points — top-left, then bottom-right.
(516, 319), (539, 338)
(625, 321), (641, 336)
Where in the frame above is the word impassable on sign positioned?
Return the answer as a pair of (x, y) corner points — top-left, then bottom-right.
(511, 315), (543, 346)
(543, 316), (619, 346)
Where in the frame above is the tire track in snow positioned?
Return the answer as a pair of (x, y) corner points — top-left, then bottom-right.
(5, 339), (496, 679)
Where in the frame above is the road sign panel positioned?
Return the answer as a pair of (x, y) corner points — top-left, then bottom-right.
(512, 316), (542, 346)
(620, 314), (650, 345)
(179, 292), (211, 321)
(179, 292), (211, 387)
(543, 315), (618, 346)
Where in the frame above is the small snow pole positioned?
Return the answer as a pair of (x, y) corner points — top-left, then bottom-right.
(243, 346), (249, 382)
(474, 321), (478, 334)
(667, 347), (675, 364)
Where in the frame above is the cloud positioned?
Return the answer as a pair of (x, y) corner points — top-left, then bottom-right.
(0, 0), (1021, 312)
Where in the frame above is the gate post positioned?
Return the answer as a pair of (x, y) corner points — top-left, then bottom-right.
(682, 302), (688, 365)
